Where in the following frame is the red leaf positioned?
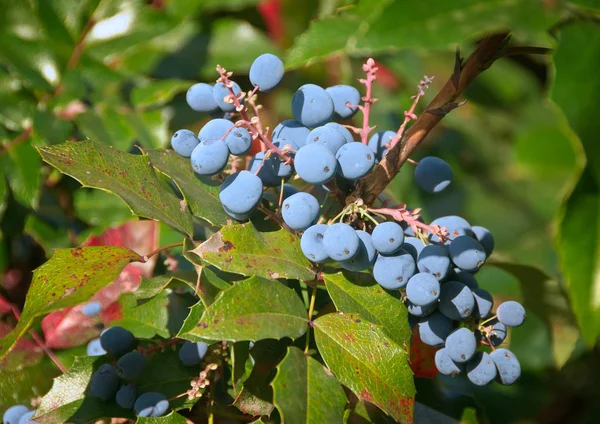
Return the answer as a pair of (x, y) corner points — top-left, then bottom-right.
(0, 322), (44, 367)
(409, 329), (439, 379)
(258, 0), (284, 43)
(41, 221), (158, 349)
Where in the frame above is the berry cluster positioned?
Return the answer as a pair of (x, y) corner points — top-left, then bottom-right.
(171, 53), (525, 386)
(85, 327), (209, 417)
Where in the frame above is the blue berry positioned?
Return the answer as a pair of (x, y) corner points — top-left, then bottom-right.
(429, 215), (473, 244)
(87, 338), (106, 356)
(178, 341), (209, 366)
(445, 328), (477, 363)
(496, 301), (526, 327)
(325, 85), (361, 119)
(323, 223), (360, 261)
(438, 281), (474, 320)
(100, 327), (136, 357)
(417, 244), (451, 280)
(116, 351), (146, 381)
(414, 156), (454, 193)
(434, 348), (462, 376)
(472, 288), (493, 318)
(90, 364), (120, 401)
(190, 139), (229, 176)
(186, 83), (218, 112)
(291, 84), (334, 128)
(116, 384), (137, 409)
(406, 272), (441, 306)
(486, 320), (507, 347)
(294, 144), (337, 185)
(325, 122), (354, 144)
(3, 405), (29, 424)
(466, 352), (497, 386)
(224, 127), (252, 156)
(368, 130), (395, 160)
(81, 301), (101, 317)
(335, 142), (375, 180)
(281, 192), (320, 231)
(371, 222), (404, 254)
(417, 312), (453, 347)
(279, 184), (299, 201)
(306, 125), (346, 154)
(449, 236), (486, 272)
(341, 230), (377, 272)
(249, 53), (284, 92)
(301, 224), (329, 263)
(401, 237), (426, 261)
(198, 118), (233, 142)
(450, 268), (479, 289)
(490, 348), (521, 385)
(272, 120), (310, 148)
(171, 130), (199, 157)
(16, 411), (36, 424)
(134, 392), (170, 417)
(248, 152), (291, 187)
(212, 81), (241, 112)
(406, 300), (436, 317)
(472, 225), (495, 255)
(373, 250), (416, 289)
(219, 170), (263, 218)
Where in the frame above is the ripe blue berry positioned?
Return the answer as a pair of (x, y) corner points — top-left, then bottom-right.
(186, 83), (218, 112)
(300, 224), (329, 263)
(368, 130), (395, 160)
(449, 235), (486, 272)
(282, 192), (320, 231)
(466, 352), (497, 386)
(406, 300), (436, 317)
(435, 348), (462, 376)
(219, 170), (263, 219)
(82, 301), (101, 317)
(291, 84), (334, 128)
(90, 364), (120, 401)
(190, 139), (229, 176)
(487, 320), (507, 347)
(294, 144), (337, 185)
(224, 127), (252, 156)
(306, 125), (346, 154)
(429, 215), (473, 244)
(417, 244), (451, 280)
(116, 384), (137, 409)
(134, 392), (170, 417)
(406, 272), (441, 306)
(325, 85), (361, 119)
(116, 351), (147, 381)
(472, 225), (495, 255)
(335, 142), (375, 180)
(325, 122), (354, 144)
(87, 338), (106, 356)
(417, 312), (453, 347)
(445, 328), (477, 363)
(323, 223), (360, 261)
(496, 301), (526, 327)
(414, 156), (454, 193)
(249, 53), (284, 92)
(212, 81), (241, 112)
(371, 222), (404, 254)
(341, 230), (377, 272)
(16, 411), (36, 424)
(401, 237), (426, 261)
(171, 129), (199, 157)
(490, 348), (521, 385)
(272, 120), (310, 148)
(438, 281), (475, 320)
(248, 152), (291, 187)
(373, 250), (416, 289)
(100, 327), (136, 357)
(178, 341), (209, 366)
(198, 118), (233, 142)
(472, 288), (493, 318)
(3, 405), (29, 424)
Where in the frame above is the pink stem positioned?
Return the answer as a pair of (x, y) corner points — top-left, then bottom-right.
(389, 75), (433, 148)
(357, 59), (379, 144)
(368, 206), (449, 241)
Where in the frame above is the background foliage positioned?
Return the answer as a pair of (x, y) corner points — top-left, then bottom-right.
(0, 0), (599, 423)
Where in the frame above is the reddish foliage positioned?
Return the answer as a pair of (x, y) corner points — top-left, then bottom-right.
(41, 221), (158, 349)
(258, 0), (284, 44)
(373, 61), (400, 90)
(0, 295), (14, 316)
(409, 329), (439, 379)
(0, 322), (44, 367)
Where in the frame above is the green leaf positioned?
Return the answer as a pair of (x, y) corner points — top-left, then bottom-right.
(197, 266), (233, 307)
(201, 19), (281, 78)
(132, 79), (194, 108)
(313, 312), (415, 423)
(178, 276), (308, 342)
(37, 140), (194, 237)
(286, 0), (563, 68)
(34, 350), (200, 423)
(0, 358), (59, 413)
(324, 272), (411, 347)
(272, 346), (347, 424)
(136, 412), (189, 424)
(0, 246), (140, 360)
(33, 110), (73, 145)
(148, 149), (229, 227)
(232, 341), (253, 395)
(551, 22), (600, 345)
(0, 139), (42, 208)
(74, 189), (133, 229)
(191, 222), (315, 281)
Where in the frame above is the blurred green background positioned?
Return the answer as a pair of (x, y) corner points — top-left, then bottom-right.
(1, 0), (599, 423)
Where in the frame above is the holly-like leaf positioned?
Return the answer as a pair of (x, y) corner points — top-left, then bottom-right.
(178, 277), (307, 342)
(324, 272), (410, 347)
(132, 79), (194, 108)
(191, 223), (315, 281)
(147, 149), (228, 227)
(34, 350), (200, 423)
(272, 346), (347, 424)
(37, 140), (194, 237)
(313, 312), (415, 423)
(0, 246), (140, 360)
(136, 411), (189, 423)
(232, 341), (253, 395)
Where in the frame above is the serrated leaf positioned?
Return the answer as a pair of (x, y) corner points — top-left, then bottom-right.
(314, 313), (414, 423)
(34, 350), (200, 424)
(272, 346), (346, 424)
(132, 79), (194, 108)
(37, 140), (194, 236)
(148, 149), (228, 227)
(177, 302), (208, 343)
(192, 223), (315, 281)
(286, 0), (563, 68)
(136, 411), (189, 423)
(197, 266), (233, 308)
(232, 341), (253, 395)
(0, 246), (140, 360)
(178, 276), (307, 342)
(324, 272), (411, 347)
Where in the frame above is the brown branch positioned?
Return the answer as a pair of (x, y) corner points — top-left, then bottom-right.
(353, 33), (510, 204)
(66, 16), (97, 70)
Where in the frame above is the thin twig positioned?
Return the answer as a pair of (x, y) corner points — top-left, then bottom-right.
(143, 242), (184, 262)
(0, 128), (32, 157)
